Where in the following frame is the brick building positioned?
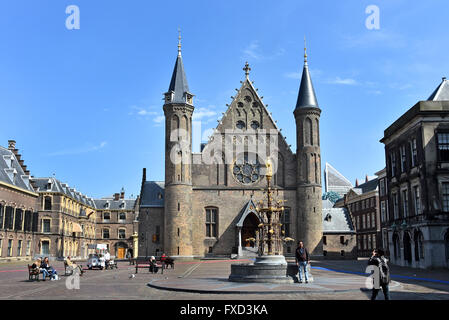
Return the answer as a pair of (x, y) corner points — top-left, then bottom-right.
(335, 176), (381, 257)
(0, 141), (39, 261)
(94, 190), (139, 259)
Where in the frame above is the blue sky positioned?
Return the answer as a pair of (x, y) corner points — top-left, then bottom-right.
(1, 0), (448, 199)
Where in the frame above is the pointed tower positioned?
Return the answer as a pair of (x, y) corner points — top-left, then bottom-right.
(293, 41), (323, 256)
(163, 31), (194, 258)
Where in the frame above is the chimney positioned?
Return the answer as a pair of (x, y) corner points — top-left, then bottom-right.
(8, 140), (16, 151)
(355, 179), (359, 187)
(114, 193), (120, 201)
(120, 187), (125, 199)
(365, 175), (369, 183)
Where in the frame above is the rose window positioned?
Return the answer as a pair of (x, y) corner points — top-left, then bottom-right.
(233, 154), (261, 184)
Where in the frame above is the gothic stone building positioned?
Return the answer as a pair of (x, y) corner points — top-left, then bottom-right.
(138, 43), (325, 259)
(381, 77), (449, 269)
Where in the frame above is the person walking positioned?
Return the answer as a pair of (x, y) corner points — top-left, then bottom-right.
(295, 241), (310, 283)
(368, 248), (391, 300)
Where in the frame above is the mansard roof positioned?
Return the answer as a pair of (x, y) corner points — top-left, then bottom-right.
(94, 198), (137, 211)
(140, 181), (165, 208)
(0, 146), (35, 193)
(33, 177), (96, 208)
(322, 200), (355, 233)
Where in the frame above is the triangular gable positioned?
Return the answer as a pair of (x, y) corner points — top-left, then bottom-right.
(201, 77), (293, 155)
(236, 199), (261, 227)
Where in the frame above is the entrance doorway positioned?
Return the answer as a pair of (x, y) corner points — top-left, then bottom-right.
(115, 241), (128, 259)
(241, 212), (259, 248)
(117, 247), (126, 259)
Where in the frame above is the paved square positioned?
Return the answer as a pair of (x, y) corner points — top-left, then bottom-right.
(0, 259), (448, 300)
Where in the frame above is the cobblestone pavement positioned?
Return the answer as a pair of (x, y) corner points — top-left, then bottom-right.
(0, 259), (448, 300)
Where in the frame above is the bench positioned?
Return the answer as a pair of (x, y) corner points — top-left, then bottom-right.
(28, 265), (40, 281)
(28, 265), (54, 281)
(134, 258), (164, 274)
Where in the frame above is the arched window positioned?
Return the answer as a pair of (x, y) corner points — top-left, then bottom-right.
(414, 230), (424, 261)
(393, 233), (400, 259)
(118, 229), (126, 239)
(403, 232), (412, 263)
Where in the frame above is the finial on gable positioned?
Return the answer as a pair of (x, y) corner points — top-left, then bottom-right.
(243, 61), (251, 79)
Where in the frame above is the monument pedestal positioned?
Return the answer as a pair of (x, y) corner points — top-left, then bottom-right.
(228, 255), (294, 283)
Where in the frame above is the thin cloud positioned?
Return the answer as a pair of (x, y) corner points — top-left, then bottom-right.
(153, 115), (165, 123)
(242, 40), (285, 61)
(327, 77), (358, 85)
(193, 107), (217, 120)
(47, 141), (107, 156)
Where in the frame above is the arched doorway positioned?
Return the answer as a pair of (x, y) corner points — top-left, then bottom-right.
(241, 212), (259, 248)
(393, 233), (400, 260)
(414, 230), (424, 262)
(403, 232), (412, 264)
(114, 242), (128, 259)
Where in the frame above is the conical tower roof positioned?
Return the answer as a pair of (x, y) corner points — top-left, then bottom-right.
(167, 31), (191, 104)
(295, 41), (319, 110)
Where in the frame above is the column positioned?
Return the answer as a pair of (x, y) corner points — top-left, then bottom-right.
(238, 227), (242, 256)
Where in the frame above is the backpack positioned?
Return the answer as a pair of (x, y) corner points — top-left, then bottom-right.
(379, 257), (390, 285)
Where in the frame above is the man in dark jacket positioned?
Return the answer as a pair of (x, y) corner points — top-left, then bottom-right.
(295, 241), (310, 283)
(367, 249), (391, 300)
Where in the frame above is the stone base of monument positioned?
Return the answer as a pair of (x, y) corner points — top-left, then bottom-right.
(228, 255), (294, 283)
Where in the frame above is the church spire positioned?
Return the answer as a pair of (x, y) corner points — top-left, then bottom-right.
(166, 30), (192, 104)
(295, 39), (319, 110)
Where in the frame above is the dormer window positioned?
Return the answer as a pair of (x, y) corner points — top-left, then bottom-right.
(186, 93), (193, 105)
(164, 92), (173, 103)
(3, 155), (14, 169)
(158, 192), (163, 200)
(104, 202), (109, 209)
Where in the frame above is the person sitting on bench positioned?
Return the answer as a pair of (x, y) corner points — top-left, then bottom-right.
(66, 256), (83, 275)
(149, 256), (159, 273)
(41, 257), (58, 280)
